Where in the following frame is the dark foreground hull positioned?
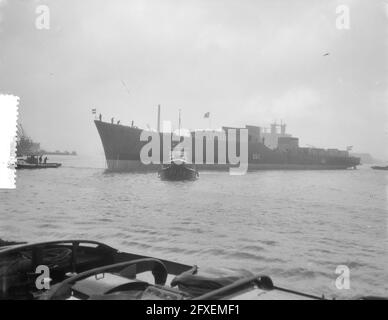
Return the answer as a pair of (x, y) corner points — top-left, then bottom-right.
(0, 240), (384, 300)
(0, 240), (319, 300)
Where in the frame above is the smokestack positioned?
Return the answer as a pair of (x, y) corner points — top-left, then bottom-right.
(157, 104), (161, 132)
(281, 124), (286, 135)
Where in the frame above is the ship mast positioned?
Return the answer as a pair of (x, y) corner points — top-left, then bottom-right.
(157, 104), (161, 133)
(178, 109), (181, 137)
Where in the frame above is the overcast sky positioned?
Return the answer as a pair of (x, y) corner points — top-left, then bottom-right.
(0, 0), (387, 158)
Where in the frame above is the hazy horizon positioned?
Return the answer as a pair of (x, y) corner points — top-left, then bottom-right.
(1, 0), (387, 159)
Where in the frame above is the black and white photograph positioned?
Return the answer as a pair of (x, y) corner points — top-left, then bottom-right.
(0, 0), (387, 306)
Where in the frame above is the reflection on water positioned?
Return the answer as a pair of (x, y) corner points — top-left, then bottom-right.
(0, 155), (387, 298)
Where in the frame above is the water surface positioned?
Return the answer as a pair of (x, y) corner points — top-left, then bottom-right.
(0, 155), (386, 298)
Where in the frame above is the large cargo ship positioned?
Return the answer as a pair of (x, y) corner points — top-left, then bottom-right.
(94, 114), (360, 172)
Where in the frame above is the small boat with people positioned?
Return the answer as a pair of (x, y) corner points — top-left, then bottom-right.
(15, 125), (62, 169)
(0, 239), (384, 300)
(16, 155), (61, 169)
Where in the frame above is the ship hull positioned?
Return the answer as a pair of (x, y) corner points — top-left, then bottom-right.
(105, 159), (353, 172)
(95, 120), (360, 172)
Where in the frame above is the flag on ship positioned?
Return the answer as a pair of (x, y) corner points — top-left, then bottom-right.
(91, 108), (97, 114)
(204, 112), (210, 118)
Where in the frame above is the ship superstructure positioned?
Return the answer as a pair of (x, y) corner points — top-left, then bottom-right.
(16, 124), (41, 156)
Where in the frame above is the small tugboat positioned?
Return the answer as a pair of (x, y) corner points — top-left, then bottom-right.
(371, 165), (388, 170)
(158, 152), (198, 181)
(158, 110), (198, 181)
(0, 239), (384, 300)
(16, 156), (61, 169)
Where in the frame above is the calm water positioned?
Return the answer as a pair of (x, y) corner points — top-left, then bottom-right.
(0, 155), (387, 299)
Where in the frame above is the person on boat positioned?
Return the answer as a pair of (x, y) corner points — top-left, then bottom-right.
(99, 113), (102, 121)
(117, 120), (120, 125)
(44, 156), (48, 164)
(39, 155), (43, 164)
(111, 117), (114, 124)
